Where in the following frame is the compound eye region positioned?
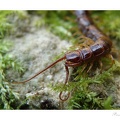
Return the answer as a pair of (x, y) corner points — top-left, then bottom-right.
(66, 51), (80, 63)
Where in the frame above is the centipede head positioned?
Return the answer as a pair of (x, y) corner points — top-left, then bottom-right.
(65, 50), (83, 67)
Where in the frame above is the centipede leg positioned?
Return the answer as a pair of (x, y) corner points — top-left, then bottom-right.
(83, 37), (94, 46)
(76, 36), (85, 43)
(87, 62), (93, 73)
(72, 31), (82, 37)
(65, 16), (76, 23)
(69, 27), (80, 33)
(109, 54), (115, 65)
(106, 54), (115, 68)
(98, 60), (103, 73)
(81, 64), (88, 73)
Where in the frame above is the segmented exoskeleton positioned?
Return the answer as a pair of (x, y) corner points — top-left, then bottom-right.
(13, 10), (114, 101)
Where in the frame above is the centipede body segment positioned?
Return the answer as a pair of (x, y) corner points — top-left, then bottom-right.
(13, 11), (114, 102)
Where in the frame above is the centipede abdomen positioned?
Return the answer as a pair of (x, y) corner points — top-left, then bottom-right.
(74, 10), (113, 58)
(75, 10), (112, 42)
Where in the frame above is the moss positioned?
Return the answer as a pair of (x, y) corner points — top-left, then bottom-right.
(0, 11), (25, 109)
(32, 11), (76, 40)
(34, 11), (120, 45)
(1, 10), (120, 109)
(26, 11), (120, 109)
(91, 11), (120, 47)
(45, 11), (120, 109)
(52, 60), (120, 109)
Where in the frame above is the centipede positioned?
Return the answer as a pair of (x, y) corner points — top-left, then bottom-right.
(13, 10), (114, 102)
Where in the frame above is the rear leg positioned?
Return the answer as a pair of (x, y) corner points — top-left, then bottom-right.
(72, 31), (82, 38)
(73, 38), (94, 50)
(108, 54), (115, 65)
(81, 64), (88, 73)
(65, 16), (76, 23)
(83, 37), (95, 46)
(98, 60), (103, 73)
(87, 62), (93, 73)
(105, 54), (115, 68)
(76, 36), (95, 49)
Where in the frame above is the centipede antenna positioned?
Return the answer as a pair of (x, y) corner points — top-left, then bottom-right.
(59, 91), (70, 101)
(12, 56), (66, 84)
(59, 63), (70, 101)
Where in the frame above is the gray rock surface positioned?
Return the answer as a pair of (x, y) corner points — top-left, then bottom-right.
(8, 27), (71, 109)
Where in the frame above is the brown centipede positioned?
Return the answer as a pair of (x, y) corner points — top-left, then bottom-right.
(13, 10), (114, 102)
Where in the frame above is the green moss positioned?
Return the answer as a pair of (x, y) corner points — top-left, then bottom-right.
(1, 10), (119, 109)
(52, 60), (120, 109)
(46, 11), (120, 109)
(33, 11), (76, 40)
(0, 11), (25, 109)
(32, 11), (120, 46)
(0, 40), (25, 109)
(0, 11), (13, 39)
(91, 11), (120, 47)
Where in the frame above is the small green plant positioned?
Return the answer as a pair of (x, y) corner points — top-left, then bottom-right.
(52, 60), (120, 109)
(91, 11), (120, 47)
(0, 11), (25, 109)
(0, 10), (119, 110)
(0, 40), (25, 109)
(46, 11), (120, 109)
(34, 11), (76, 40)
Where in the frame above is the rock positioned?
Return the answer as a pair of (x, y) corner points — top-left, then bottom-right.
(8, 27), (71, 109)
